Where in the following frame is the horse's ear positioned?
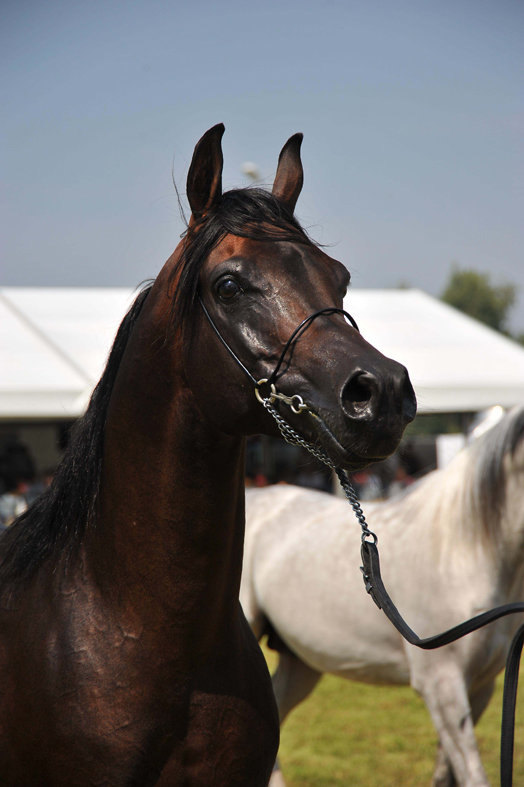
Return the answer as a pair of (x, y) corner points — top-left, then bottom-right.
(187, 123), (225, 222)
(272, 133), (304, 214)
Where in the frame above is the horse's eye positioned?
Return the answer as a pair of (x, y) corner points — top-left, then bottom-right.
(216, 277), (241, 300)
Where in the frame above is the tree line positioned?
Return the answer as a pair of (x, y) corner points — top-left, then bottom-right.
(441, 265), (523, 345)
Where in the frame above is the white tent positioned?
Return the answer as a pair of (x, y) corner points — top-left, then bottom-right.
(0, 288), (135, 419)
(1, 286), (524, 419)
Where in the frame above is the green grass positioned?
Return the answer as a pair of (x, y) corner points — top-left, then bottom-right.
(263, 646), (524, 786)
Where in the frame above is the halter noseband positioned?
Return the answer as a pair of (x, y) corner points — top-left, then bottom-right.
(199, 295), (359, 389)
(199, 296), (360, 419)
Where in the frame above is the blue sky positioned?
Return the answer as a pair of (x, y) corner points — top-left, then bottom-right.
(3, 0), (523, 330)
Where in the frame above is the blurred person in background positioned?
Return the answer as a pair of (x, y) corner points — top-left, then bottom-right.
(0, 440), (36, 528)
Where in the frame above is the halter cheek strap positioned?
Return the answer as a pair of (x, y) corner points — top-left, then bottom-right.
(199, 297), (258, 384)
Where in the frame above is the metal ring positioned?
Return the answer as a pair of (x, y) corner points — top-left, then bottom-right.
(290, 395), (307, 414)
(255, 378), (276, 405)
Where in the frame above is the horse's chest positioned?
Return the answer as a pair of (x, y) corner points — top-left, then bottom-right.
(1, 582), (279, 784)
(157, 688), (279, 786)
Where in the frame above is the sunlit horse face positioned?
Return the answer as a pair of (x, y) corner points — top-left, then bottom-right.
(194, 235), (415, 468)
(178, 125), (416, 470)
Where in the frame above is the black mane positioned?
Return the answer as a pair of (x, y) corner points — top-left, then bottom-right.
(0, 285), (152, 584)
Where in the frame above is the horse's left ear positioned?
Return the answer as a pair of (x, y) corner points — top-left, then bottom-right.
(187, 123), (225, 222)
(272, 133), (304, 214)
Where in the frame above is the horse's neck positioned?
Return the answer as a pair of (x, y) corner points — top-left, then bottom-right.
(87, 299), (246, 646)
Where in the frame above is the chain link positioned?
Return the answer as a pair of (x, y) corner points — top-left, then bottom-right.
(260, 396), (378, 544)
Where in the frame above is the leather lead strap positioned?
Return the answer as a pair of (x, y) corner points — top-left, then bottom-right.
(501, 624), (524, 787)
(360, 540), (524, 786)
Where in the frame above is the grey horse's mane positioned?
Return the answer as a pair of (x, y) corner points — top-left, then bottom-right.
(466, 405), (524, 544)
(400, 406), (524, 558)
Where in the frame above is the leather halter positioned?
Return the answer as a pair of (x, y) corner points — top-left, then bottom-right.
(199, 294), (523, 786)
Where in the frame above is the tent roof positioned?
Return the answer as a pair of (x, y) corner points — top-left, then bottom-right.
(0, 288), (135, 418)
(1, 286), (523, 419)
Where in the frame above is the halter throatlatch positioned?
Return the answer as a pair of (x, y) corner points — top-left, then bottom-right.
(200, 295), (523, 785)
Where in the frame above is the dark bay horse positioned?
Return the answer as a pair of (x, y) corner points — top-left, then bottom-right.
(0, 124), (415, 785)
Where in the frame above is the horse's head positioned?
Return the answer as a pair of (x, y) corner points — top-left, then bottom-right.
(166, 125), (416, 470)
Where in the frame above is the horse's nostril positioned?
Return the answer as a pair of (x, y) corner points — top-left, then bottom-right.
(348, 376), (373, 406)
(341, 371), (378, 419)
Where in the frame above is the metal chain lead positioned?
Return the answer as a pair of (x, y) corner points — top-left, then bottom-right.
(199, 298), (374, 537)
(260, 396), (378, 544)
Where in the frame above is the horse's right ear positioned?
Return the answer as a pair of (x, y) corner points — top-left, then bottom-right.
(272, 133), (304, 214)
(187, 124), (225, 223)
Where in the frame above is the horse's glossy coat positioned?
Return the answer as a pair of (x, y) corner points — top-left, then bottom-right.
(241, 406), (524, 786)
(0, 125), (415, 785)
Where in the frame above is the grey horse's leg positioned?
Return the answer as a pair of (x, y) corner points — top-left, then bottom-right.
(269, 650), (322, 787)
(431, 680), (495, 786)
(410, 655), (489, 786)
(433, 743), (457, 787)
